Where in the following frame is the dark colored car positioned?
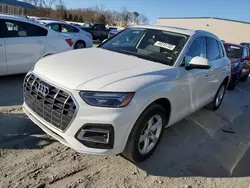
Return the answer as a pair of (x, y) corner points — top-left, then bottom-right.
(81, 23), (109, 41)
(223, 42), (250, 89)
(108, 29), (121, 38)
(108, 27), (117, 31)
(70, 23), (82, 27)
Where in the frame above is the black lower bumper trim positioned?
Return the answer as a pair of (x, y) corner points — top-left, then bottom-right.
(75, 124), (114, 149)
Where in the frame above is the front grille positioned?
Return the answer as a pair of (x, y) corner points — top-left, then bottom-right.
(24, 74), (77, 131)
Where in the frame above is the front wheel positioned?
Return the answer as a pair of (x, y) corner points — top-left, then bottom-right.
(205, 82), (226, 111)
(122, 103), (167, 162)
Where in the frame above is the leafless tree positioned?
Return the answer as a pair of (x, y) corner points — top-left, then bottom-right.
(138, 14), (149, 24)
(55, 0), (66, 19)
(25, 1), (149, 26)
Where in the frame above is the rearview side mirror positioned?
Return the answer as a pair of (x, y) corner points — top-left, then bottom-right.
(244, 56), (250, 61)
(186, 56), (211, 70)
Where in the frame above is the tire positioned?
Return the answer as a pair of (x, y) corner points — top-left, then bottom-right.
(228, 73), (240, 90)
(74, 41), (86, 49)
(122, 103), (167, 162)
(205, 82), (226, 111)
(240, 72), (249, 82)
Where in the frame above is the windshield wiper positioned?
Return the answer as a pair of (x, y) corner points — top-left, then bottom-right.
(111, 48), (138, 57)
(105, 48), (171, 65)
(120, 49), (170, 65)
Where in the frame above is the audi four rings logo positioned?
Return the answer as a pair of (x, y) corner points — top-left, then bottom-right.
(36, 83), (49, 96)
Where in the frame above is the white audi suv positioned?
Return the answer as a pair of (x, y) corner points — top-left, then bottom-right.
(23, 25), (230, 162)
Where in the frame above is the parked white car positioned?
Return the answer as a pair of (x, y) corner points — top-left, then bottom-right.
(0, 14), (73, 76)
(23, 25), (230, 162)
(39, 20), (93, 49)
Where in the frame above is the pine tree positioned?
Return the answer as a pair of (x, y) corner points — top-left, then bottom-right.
(68, 13), (73, 21)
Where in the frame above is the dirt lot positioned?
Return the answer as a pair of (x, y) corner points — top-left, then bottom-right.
(0, 74), (250, 188)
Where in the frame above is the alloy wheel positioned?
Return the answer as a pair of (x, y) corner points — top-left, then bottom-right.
(138, 115), (163, 155)
(216, 86), (225, 107)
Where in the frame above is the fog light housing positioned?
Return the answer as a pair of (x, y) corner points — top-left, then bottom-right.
(75, 124), (114, 149)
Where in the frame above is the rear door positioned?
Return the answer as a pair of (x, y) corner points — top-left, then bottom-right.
(61, 24), (80, 37)
(0, 19), (7, 75)
(205, 38), (226, 99)
(4, 19), (48, 74)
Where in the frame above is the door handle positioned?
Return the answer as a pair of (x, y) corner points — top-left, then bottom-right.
(205, 75), (209, 78)
(36, 40), (44, 44)
(0, 44), (3, 47)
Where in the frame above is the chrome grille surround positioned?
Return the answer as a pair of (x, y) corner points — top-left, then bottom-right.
(23, 73), (78, 132)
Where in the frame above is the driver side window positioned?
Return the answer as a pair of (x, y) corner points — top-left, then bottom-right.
(183, 37), (206, 66)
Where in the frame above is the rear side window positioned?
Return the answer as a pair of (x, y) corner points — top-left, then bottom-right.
(217, 41), (224, 58)
(61, 24), (79, 33)
(4, 19), (48, 38)
(206, 38), (220, 61)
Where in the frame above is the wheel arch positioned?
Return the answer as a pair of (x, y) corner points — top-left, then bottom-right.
(151, 98), (172, 126)
(43, 53), (53, 57)
(120, 97), (172, 154)
(134, 97), (172, 128)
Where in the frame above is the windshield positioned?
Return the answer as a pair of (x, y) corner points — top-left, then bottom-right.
(241, 43), (250, 48)
(82, 23), (93, 28)
(99, 28), (188, 66)
(224, 44), (242, 58)
(241, 43), (250, 54)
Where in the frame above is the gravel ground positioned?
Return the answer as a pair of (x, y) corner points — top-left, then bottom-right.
(0, 74), (250, 188)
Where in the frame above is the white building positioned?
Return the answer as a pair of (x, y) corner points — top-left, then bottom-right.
(158, 17), (250, 44)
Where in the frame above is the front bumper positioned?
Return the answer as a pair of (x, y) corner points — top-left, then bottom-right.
(23, 92), (137, 156)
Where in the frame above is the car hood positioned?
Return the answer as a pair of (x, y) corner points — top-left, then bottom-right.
(33, 48), (173, 91)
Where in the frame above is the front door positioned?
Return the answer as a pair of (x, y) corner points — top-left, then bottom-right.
(0, 38), (7, 75)
(184, 37), (211, 109)
(172, 37), (209, 122)
(0, 19), (7, 75)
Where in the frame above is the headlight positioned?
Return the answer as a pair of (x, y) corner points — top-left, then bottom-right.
(79, 92), (134, 108)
